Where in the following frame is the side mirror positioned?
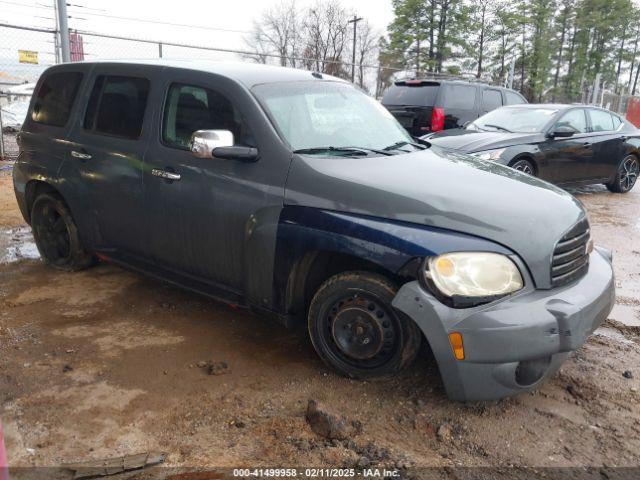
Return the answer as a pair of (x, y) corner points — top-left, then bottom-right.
(212, 146), (259, 162)
(190, 130), (234, 158)
(548, 126), (575, 138)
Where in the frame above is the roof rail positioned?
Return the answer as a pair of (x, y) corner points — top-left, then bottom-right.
(393, 71), (495, 85)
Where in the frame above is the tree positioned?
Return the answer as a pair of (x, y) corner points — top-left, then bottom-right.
(489, 1), (521, 85)
(551, 0), (575, 101)
(352, 20), (380, 89)
(470, 0), (492, 78)
(387, 0), (429, 75)
(302, 1), (350, 76)
(244, 0), (302, 67)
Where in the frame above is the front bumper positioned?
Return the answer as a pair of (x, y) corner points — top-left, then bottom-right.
(392, 247), (615, 402)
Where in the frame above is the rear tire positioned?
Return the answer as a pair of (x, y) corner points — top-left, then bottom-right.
(509, 158), (536, 176)
(308, 271), (421, 379)
(31, 193), (95, 271)
(606, 154), (638, 193)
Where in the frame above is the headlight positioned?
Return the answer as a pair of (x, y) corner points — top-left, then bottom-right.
(424, 252), (523, 307)
(471, 148), (506, 161)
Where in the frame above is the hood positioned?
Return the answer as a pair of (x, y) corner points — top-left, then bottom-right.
(428, 130), (544, 152)
(284, 146), (585, 289)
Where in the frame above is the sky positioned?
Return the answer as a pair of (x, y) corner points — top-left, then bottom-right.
(0, 0), (393, 83)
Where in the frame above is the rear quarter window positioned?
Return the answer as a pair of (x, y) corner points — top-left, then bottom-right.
(31, 71), (83, 127)
(381, 83), (439, 106)
(443, 84), (476, 110)
(505, 91), (526, 105)
(588, 109), (615, 132)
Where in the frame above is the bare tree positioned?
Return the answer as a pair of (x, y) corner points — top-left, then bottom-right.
(302, 1), (350, 76)
(244, 0), (301, 67)
(353, 20), (380, 89)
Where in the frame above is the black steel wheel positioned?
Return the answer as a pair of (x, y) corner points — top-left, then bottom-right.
(510, 158), (536, 176)
(31, 193), (95, 271)
(308, 272), (421, 379)
(607, 154), (639, 193)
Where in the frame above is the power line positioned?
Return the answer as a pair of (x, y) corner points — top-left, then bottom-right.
(1, 8), (54, 21)
(69, 28), (405, 72)
(65, 8), (251, 34)
(65, 2), (105, 12)
(0, 0), (52, 9)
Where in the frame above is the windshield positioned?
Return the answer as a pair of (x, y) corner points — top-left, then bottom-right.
(469, 107), (557, 133)
(253, 81), (414, 153)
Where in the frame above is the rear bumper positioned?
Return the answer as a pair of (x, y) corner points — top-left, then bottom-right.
(392, 247), (615, 402)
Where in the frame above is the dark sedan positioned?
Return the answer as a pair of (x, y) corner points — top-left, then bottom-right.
(426, 104), (640, 193)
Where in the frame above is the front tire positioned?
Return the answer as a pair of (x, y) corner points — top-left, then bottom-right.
(31, 193), (95, 271)
(606, 154), (638, 193)
(509, 158), (536, 176)
(308, 272), (421, 379)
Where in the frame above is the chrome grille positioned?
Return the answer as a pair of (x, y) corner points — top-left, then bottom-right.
(551, 218), (590, 287)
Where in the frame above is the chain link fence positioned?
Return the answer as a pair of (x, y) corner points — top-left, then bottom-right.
(1, 24), (56, 160)
(3, 21), (640, 160)
(1, 22), (402, 160)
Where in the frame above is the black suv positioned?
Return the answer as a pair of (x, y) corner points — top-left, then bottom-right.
(381, 79), (527, 136)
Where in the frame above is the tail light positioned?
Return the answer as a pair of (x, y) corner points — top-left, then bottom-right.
(431, 107), (445, 132)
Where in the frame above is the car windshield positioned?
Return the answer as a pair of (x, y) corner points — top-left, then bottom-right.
(252, 81), (415, 154)
(469, 107), (558, 133)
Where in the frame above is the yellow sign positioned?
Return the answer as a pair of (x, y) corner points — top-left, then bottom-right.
(18, 50), (38, 64)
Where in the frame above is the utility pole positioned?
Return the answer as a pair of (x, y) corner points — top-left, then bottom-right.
(52, 0), (60, 63)
(56, 0), (70, 62)
(348, 14), (363, 84)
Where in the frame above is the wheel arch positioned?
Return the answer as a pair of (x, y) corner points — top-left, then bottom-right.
(24, 180), (65, 224)
(272, 206), (513, 325)
(508, 154), (539, 175)
(283, 250), (404, 323)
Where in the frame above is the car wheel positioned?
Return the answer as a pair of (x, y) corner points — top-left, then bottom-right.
(31, 193), (95, 271)
(606, 154), (639, 193)
(510, 158), (536, 176)
(308, 271), (421, 379)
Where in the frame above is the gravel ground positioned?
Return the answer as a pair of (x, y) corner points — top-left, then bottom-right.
(0, 169), (639, 478)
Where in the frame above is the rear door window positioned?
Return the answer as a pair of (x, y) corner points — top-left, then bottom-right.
(504, 91), (526, 105)
(31, 71), (83, 127)
(443, 84), (476, 110)
(482, 89), (503, 112)
(588, 109), (615, 132)
(84, 75), (150, 139)
(381, 83), (439, 106)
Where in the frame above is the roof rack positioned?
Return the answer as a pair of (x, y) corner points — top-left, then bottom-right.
(393, 71), (493, 85)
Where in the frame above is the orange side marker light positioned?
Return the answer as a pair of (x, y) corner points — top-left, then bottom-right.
(448, 332), (465, 360)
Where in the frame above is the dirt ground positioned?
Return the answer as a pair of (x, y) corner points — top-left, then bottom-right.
(1, 167), (639, 475)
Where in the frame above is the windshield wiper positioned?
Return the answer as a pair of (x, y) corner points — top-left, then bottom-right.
(293, 146), (393, 156)
(343, 146), (394, 156)
(482, 124), (513, 133)
(382, 140), (427, 152)
(293, 147), (369, 156)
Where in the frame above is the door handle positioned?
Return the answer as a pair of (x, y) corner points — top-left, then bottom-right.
(151, 168), (181, 181)
(71, 150), (91, 160)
